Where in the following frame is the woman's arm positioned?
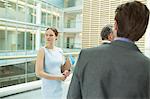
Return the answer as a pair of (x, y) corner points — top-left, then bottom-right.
(61, 58), (71, 73)
(35, 48), (66, 81)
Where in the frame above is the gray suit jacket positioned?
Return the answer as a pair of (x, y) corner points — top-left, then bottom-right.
(67, 40), (150, 99)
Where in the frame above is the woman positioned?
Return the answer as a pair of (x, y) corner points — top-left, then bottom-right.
(35, 27), (70, 99)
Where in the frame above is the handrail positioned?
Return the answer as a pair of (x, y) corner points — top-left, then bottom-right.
(0, 55), (36, 60)
(0, 73), (36, 82)
(0, 52), (79, 60)
(0, 80), (41, 97)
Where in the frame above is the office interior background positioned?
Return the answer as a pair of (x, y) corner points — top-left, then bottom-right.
(0, 0), (150, 97)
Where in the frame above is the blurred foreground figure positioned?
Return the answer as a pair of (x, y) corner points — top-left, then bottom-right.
(67, 1), (150, 99)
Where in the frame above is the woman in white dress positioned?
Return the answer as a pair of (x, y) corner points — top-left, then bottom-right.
(35, 27), (71, 99)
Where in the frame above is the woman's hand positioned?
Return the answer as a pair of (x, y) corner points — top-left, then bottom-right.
(60, 75), (66, 81)
(62, 70), (70, 77)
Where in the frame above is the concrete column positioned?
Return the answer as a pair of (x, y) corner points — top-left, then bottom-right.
(36, 2), (41, 50)
(145, 1), (150, 58)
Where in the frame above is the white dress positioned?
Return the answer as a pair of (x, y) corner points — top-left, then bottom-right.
(41, 47), (65, 99)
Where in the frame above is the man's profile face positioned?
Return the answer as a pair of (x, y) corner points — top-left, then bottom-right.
(108, 32), (114, 41)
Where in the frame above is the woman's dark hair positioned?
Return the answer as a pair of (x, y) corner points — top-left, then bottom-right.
(46, 27), (59, 37)
(115, 1), (149, 41)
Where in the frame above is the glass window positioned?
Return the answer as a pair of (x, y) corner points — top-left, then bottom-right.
(7, 29), (17, 51)
(75, 0), (82, 6)
(64, 14), (76, 28)
(57, 17), (60, 28)
(64, 0), (82, 7)
(26, 7), (36, 24)
(27, 61), (38, 82)
(0, 1), (7, 19)
(47, 13), (52, 26)
(41, 32), (45, 47)
(0, 63), (25, 88)
(26, 32), (32, 50)
(19, 0), (26, 2)
(64, 0), (76, 7)
(0, 61), (39, 88)
(17, 31), (25, 50)
(17, 29), (36, 51)
(41, 12), (46, 25)
(27, 0), (35, 5)
(6, 1), (17, 20)
(41, 2), (46, 10)
(17, 3), (25, 22)
(32, 30), (36, 50)
(0, 30), (6, 50)
(0, 23), (6, 51)
(66, 37), (74, 48)
(53, 15), (56, 27)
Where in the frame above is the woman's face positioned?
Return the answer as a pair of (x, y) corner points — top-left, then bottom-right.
(45, 29), (57, 44)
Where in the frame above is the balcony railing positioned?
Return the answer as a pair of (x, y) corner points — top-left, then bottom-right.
(0, 52), (79, 97)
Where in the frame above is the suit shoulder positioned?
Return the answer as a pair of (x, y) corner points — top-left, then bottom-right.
(82, 44), (110, 53)
(140, 54), (150, 63)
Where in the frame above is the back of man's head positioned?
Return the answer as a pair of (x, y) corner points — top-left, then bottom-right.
(101, 25), (113, 40)
(115, 1), (149, 41)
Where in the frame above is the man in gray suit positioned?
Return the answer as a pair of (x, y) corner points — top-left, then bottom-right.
(67, 1), (150, 99)
(100, 25), (114, 44)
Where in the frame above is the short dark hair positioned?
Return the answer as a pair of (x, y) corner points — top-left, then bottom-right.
(46, 27), (59, 37)
(115, 1), (149, 41)
(101, 25), (113, 40)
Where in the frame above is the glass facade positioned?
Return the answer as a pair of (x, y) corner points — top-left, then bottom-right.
(0, 24), (37, 51)
(0, 0), (62, 52)
(0, 0), (64, 89)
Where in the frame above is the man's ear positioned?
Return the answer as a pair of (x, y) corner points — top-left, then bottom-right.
(113, 20), (118, 38)
(108, 33), (114, 41)
(114, 20), (118, 31)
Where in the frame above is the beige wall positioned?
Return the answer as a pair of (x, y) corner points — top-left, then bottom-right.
(82, 0), (146, 53)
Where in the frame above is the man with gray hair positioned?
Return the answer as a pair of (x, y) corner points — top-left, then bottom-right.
(100, 25), (114, 44)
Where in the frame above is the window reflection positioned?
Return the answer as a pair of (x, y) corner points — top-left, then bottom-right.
(17, 31), (25, 50)
(26, 7), (36, 24)
(0, 1), (7, 19)
(0, 27), (6, 50)
(41, 12), (46, 25)
(6, 1), (17, 20)
(17, 4), (25, 21)
(0, 61), (39, 88)
(7, 30), (17, 51)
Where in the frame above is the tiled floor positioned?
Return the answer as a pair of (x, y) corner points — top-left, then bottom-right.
(1, 89), (42, 99)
